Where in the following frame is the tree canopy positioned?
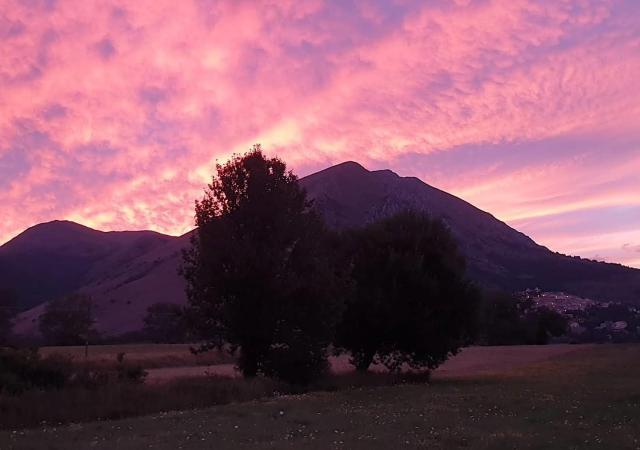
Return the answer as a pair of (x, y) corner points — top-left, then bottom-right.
(335, 210), (480, 372)
(143, 303), (188, 343)
(39, 293), (96, 346)
(479, 292), (567, 345)
(0, 288), (18, 346)
(183, 145), (343, 383)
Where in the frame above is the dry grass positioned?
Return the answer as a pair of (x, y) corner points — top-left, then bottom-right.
(39, 344), (233, 370)
(1, 344), (639, 449)
(0, 376), (284, 430)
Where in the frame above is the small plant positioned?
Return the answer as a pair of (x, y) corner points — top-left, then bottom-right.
(115, 352), (147, 384)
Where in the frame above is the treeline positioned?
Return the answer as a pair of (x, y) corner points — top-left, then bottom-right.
(174, 147), (483, 383)
(177, 146), (565, 384)
(0, 146), (570, 386)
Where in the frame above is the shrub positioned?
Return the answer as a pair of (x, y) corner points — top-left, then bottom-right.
(479, 292), (568, 345)
(115, 353), (147, 384)
(0, 348), (70, 395)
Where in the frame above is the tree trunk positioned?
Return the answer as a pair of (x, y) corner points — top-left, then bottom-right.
(239, 348), (259, 377)
(354, 350), (375, 372)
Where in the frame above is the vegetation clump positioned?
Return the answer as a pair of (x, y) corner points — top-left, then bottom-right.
(334, 210), (480, 372)
(143, 303), (188, 343)
(183, 146), (344, 384)
(479, 292), (567, 345)
(0, 288), (18, 346)
(39, 294), (97, 346)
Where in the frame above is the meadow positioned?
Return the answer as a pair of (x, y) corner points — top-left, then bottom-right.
(1, 344), (639, 449)
(39, 344), (233, 370)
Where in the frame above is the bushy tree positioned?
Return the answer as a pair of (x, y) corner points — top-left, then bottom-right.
(527, 307), (567, 344)
(143, 303), (188, 343)
(182, 146), (343, 383)
(0, 288), (18, 346)
(479, 292), (567, 345)
(479, 291), (527, 346)
(39, 294), (96, 346)
(335, 210), (479, 372)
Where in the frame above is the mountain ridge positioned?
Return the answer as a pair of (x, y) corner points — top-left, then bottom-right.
(3, 161), (639, 336)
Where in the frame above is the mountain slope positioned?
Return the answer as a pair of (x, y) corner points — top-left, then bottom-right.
(5, 161), (640, 337)
(9, 228), (191, 337)
(302, 162), (640, 303)
(0, 221), (174, 311)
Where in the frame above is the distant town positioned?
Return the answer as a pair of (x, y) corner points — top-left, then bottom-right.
(520, 288), (640, 343)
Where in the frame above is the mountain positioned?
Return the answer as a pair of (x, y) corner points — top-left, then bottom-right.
(4, 162), (640, 337)
(303, 162), (640, 302)
(0, 221), (176, 311)
(3, 223), (190, 337)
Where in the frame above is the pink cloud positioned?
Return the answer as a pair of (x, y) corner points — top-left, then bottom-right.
(0, 0), (638, 267)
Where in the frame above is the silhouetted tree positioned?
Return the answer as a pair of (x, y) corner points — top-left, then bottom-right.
(39, 294), (96, 346)
(479, 291), (527, 345)
(479, 292), (567, 345)
(335, 211), (480, 372)
(0, 288), (18, 346)
(182, 146), (343, 383)
(143, 303), (188, 343)
(526, 307), (568, 344)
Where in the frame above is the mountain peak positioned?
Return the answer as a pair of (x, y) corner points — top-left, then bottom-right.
(1, 220), (100, 250)
(308, 161), (369, 178)
(335, 161), (368, 171)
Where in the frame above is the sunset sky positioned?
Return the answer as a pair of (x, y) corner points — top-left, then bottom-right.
(1, 0), (639, 268)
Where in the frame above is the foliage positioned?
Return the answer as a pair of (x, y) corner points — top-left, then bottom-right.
(568, 303), (640, 343)
(335, 210), (480, 372)
(479, 292), (568, 345)
(182, 145), (343, 383)
(0, 347), (150, 397)
(142, 303), (188, 343)
(0, 288), (18, 346)
(0, 348), (70, 395)
(115, 353), (147, 384)
(38, 293), (97, 346)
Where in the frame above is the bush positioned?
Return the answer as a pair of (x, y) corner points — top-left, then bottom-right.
(0, 348), (151, 396)
(0, 348), (70, 395)
(478, 292), (568, 345)
(115, 353), (147, 384)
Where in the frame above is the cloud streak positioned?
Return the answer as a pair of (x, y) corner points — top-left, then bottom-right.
(1, 0), (639, 267)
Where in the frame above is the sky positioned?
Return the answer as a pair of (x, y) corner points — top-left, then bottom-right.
(1, 0), (639, 268)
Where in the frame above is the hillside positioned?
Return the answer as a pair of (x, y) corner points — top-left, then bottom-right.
(0, 221), (174, 312)
(8, 228), (191, 337)
(4, 162), (640, 336)
(303, 162), (640, 303)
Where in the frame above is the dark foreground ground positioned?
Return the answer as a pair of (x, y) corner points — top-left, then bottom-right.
(1, 344), (639, 449)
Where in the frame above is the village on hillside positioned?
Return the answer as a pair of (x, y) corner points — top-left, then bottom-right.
(520, 288), (640, 343)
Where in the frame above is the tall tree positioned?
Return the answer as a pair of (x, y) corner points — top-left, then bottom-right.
(39, 293), (96, 346)
(335, 210), (479, 372)
(183, 145), (342, 383)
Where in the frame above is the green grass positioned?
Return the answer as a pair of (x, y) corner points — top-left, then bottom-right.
(1, 344), (639, 449)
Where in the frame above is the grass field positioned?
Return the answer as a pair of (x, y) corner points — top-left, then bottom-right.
(2, 344), (639, 449)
